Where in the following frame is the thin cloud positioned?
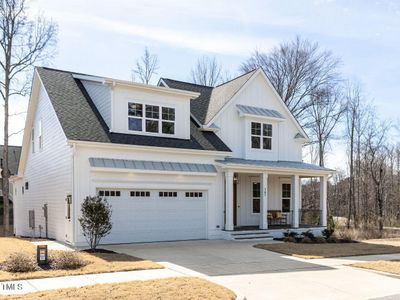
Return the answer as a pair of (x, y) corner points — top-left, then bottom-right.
(51, 12), (278, 56)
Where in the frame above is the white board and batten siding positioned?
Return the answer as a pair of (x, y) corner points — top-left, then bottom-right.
(214, 72), (303, 162)
(14, 83), (73, 242)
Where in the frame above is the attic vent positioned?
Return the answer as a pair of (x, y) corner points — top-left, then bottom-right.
(28, 210), (35, 229)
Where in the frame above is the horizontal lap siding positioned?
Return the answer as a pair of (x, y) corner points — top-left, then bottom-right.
(81, 80), (111, 128)
(15, 83), (72, 241)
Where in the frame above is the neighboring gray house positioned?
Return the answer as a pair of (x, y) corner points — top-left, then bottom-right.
(0, 145), (22, 226)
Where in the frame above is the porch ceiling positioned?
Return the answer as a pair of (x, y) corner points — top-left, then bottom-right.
(216, 157), (334, 175)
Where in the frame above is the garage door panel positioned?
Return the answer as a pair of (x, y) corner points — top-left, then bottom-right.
(100, 189), (207, 243)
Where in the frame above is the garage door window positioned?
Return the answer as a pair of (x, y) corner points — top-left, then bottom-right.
(185, 192), (203, 198)
(130, 191), (151, 197)
(159, 191), (177, 197)
(98, 190), (121, 197)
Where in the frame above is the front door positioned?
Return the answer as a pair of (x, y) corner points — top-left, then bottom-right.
(237, 176), (261, 226)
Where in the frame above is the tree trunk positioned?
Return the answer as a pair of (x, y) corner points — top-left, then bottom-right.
(2, 76), (10, 235)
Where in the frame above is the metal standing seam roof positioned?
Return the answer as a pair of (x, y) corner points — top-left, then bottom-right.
(216, 157), (334, 172)
(89, 157), (217, 173)
(236, 104), (285, 119)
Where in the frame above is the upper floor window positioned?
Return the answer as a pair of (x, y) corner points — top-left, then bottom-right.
(251, 122), (272, 150)
(128, 103), (143, 131)
(128, 102), (175, 135)
(31, 128), (35, 153)
(38, 120), (43, 150)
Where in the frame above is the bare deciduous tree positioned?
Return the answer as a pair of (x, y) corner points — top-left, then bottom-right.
(132, 47), (159, 85)
(365, 121), (391, 234)
(241, 36), (341, 121)
(190, 56), (226, 86)
(306, 86), (346, 167)
(344, 82), (371, 228)
(0, 0), (57, 235)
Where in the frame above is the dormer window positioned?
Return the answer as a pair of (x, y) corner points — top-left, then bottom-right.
(128, 102), (175, 135)
(161, 107), (175, 134)
(145, 105), (159, 133)
(251, 122), (272, 150)
(128, 103), (143, 131)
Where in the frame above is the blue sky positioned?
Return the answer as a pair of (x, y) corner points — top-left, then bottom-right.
(5, 0), (400, 169)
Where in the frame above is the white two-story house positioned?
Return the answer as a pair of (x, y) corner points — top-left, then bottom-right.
(11, 67), (333, 246)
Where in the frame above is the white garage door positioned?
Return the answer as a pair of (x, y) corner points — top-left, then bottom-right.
(97, 189), (207, 243)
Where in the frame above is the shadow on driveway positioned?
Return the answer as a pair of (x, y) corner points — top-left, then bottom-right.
(104, 240), (333, 276)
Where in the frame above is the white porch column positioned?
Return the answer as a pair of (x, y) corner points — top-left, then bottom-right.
(320, 175), (328, 227)
(299, 178), (302, 210)
(291, 175), (300, 228)
(260, 172), (268, 229)
(225, 170), (234, 231)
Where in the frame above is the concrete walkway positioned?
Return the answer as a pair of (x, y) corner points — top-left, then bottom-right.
(0, 268), (185, 296)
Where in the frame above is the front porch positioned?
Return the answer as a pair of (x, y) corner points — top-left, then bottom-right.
(218, 158), (333, 233)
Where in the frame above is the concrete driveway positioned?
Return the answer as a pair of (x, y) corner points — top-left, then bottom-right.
(105, 239), (329, 276)
(105, 240), (400, 300)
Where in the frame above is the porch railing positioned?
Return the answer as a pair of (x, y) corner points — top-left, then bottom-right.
(267, 209), (322, 228)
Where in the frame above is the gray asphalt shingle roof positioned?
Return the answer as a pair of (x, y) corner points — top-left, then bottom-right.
(37, 67), (231, 152)
(161, 69), (257, 125)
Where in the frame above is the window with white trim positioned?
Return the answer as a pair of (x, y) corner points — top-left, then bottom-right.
(38, 120), (43, 150)
(128, 102), (175, 135)
(252, 182), (260, 213)
(31, 128), (35, 153)
(128, 103), (143, 131)
(282, 183), (291, 212)
(251, 122), (272, 150)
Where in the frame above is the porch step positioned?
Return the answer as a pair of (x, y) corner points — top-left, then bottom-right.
(229, 230), (274, 241)
(230, 230), (270, 236)
(233, 235), (274, 241)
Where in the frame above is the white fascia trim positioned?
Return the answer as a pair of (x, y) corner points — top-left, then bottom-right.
(91, 167), (217, 177)
(72, 74), (105, 83)
(104, 79), (200, 99)
(74, 75), (200, 99)
(158, 78), (169, 87)
(295, 137), (311, 144)
(215, 163), (334, 176)
(199, 125), (220, 132)
(67, 140), (231, 157)
(9, 175), (22, 182)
